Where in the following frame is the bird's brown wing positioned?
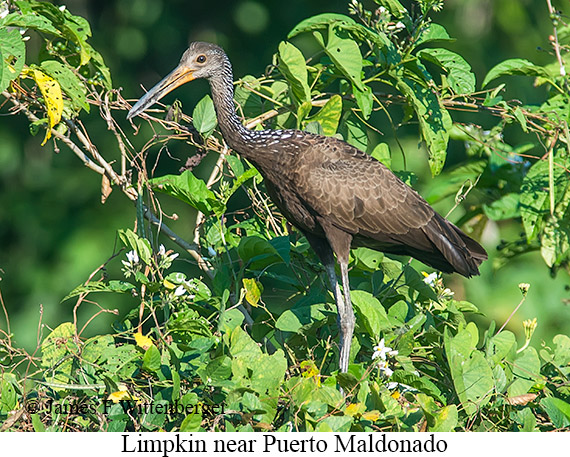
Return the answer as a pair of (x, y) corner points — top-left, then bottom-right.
(293, 139), (486, 276)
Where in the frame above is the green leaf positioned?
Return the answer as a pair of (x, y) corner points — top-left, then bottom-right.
(40, 60), (89, 112)
(192, 94), (217, 136)
(0, 27), (26, 93)
(2, 11), (61, 35)
(351, 290), (391, 336)
(397, 78), (451, 176)
(540, 397), (570, 429)
(482, 59), (550, 88)
(251, 350), (287, 394)
(370, 143), (392, 168)
(62, 280), (135, 301)
(508, 347), (541, 397)
(445, 329), (494, 416)
(142, 345), (161, 372)
(24, 0), (93, 65)
(416, 23), (453, 45)
(314, 26), (366, 91)
(352, 84), (373, 119)
(425, 159), (487, 203)
(41, 322), (77, 389)
(180, 411), (203, 432)
(200, 356), (232, 384)
(31, 413), (45, 432)
(520, 157), (568, 241)
(418, 48), (476, 94)
(229, 327), (262, 362)
(305, 94), (343, 135)
(483, 193), (520, 221)
(342, 113), (368, 151)
(486, 331), (516, 366)
(278, 41), (311, 104)
(417, 393), (458, 432)
(0, 379), (17, 413)
(118, 228), (152, 265)
(288, 13), (356, 38)
(377, 0), (408, 18)
(275, 303), (328, 333)
(149, 170), (225, 215)
(237, 236), (285, 269)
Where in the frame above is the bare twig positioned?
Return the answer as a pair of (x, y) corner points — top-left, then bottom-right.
(546, 0), (567, 77)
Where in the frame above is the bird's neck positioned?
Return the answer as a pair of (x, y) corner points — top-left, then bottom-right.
(208, 64), (256, 153)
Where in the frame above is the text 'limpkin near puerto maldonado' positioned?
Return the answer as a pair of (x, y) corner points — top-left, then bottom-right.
(127, 41), (487, 374)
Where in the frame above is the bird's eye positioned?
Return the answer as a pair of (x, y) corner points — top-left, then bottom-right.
(197, 55), (207, 63)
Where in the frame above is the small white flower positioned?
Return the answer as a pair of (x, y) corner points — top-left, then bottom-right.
(125, 250), (139, 264)
(174, 285), (186, 296)
(377, 360), (394, 377)
(58, 5), (66, 11)
(395, 21), (405, 30)
(378, 6), (386, 14)
(158, 244), (166, 256)
(372, 338), (398, 361)
(423, 272), (438, 287)
(0, 3), (9, 19)
(442, 288), (454, 298)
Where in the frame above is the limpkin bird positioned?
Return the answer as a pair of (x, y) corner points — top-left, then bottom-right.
(128, 42), (487, 373)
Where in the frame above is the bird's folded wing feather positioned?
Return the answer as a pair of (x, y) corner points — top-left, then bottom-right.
(294, 143), (439, 252)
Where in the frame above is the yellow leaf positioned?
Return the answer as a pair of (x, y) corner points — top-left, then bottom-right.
(24, 68), (63, 145)
(345, 402), (365, 417)
(362, 410), (381, 421)
(107, 386), (140, 403)
(242, 278), (262, 306)
(300, 360), (321, 386)
(134, 331), (153, 350)
(163, 279), (176, 290)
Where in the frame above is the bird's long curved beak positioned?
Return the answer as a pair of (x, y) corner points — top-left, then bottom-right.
(127, 64), (195, 120)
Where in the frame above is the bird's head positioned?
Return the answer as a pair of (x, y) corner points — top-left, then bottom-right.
(127, 41), (228, 120)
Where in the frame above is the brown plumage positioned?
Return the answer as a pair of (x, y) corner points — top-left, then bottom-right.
(128, 42), (487, 373)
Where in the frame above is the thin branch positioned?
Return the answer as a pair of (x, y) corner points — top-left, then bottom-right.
(546, 0), (567, 77)
(2, 90), (106, 175)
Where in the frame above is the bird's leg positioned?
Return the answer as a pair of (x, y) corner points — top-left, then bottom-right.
(303, 229), (354, 373)
(337, 259), (355, 373)
(323, 263), (348, 366)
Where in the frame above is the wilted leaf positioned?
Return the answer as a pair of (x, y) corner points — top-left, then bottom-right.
(242, 277), (262, 306)
(134, 332), (153, 351)
(24, 68), (63, 145)
(506, 393), (538, 406)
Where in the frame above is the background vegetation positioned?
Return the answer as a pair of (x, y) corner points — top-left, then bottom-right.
(0, 0), (569, 431)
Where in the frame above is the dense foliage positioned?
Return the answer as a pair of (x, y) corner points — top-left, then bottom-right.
(0, 0), (569, 431)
